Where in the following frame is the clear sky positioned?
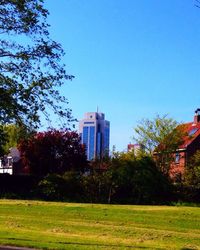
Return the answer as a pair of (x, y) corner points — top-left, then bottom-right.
(44, 0), (200, 151)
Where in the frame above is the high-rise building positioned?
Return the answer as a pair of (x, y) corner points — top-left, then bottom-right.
(79, 112), (110, 160)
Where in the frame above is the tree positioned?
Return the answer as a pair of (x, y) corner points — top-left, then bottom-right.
(38, 172), (82, 201)
(80, 152), (172, 204)
(0, 123), (34, 157)
(184, 150), (200, 187)
(133, 115), (185, 175)
(0, 0), (74, 129)
(18, 130), (87, 176)
(0, 125), (7, 156)
(106, 154), (172, 204)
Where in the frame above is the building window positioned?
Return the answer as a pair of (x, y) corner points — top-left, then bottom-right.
(89, 126), (95, 160)
(83, 127), (89, 157)
(188, 128), (198, 136)
(175, 152), (180, 164)
(103, 126), (110, 156)
(96, 132), (101, 158)
(84, 122), (94, 124)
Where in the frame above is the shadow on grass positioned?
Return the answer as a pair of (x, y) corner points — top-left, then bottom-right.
(181, 248), (198, 250)
(59, 241), (165, 249)
(1, 237), (165, 249)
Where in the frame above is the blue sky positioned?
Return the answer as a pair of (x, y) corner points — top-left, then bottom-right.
(44, 0), (200, 151)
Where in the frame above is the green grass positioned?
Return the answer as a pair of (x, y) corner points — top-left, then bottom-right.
(0, 200), (200, 249)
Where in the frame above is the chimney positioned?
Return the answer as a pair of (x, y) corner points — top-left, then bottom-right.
(194, 108), (200, 124)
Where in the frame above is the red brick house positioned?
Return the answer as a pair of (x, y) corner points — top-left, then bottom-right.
(169, 109), (200, 180)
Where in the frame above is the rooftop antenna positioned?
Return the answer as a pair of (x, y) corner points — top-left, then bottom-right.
(97, 106), (99, 113)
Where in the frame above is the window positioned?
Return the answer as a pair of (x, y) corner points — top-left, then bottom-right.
(89, 126), (95, 160)
(188, 128), (198, 136)
(83, 127), (89, 154)
(96, 132), (101, 158)
(103, 127), (110, 156)
(84, 122), (94, 124)
(175, 152), (180, 164)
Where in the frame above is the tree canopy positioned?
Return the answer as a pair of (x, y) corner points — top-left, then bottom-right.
(18, 130), (87, 176)
(133, 115), (185, 175)
(0, 125), (7, 156)
(1, 123), (32, 154)
(184, 150), (200, 187)
(0, 0), (74, 129)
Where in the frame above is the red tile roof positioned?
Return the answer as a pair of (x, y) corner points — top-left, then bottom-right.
(177, 122), (200, 149)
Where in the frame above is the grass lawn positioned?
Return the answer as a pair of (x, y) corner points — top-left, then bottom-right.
(0, 200), (199, 249)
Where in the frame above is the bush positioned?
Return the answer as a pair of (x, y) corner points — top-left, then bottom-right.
(108, 156), (173, 204)
(38, 172), (82, 201)
(38, 174), (65, 201)
(80, 156), (173, 204)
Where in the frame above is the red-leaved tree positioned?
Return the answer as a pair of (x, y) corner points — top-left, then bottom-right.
(18, 130), (87, 176)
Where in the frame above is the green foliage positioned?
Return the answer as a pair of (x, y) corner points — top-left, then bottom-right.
(108, 154), (172, 204)
(134, 115), (184, 175)
(32, 153), (172, 204)
(38, 172), (82, 201)
(134, 114), (182, 154)
(2, 124), (18, 153)
(0, 125), (8, 156)
(81, 171), (116, 204)
(173, 150), (200, 202)
(0, 0), (74, 129)
(184, 150), (200, 187)
(80, 154), (172, 204)
(38, 174), (67, 201)
(1, 123), (34, 154)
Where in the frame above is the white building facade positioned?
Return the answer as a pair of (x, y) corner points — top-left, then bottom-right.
(79, 112), (110, 160)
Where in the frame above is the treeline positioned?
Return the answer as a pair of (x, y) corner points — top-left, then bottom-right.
(1, 120), (200, 204)
(2, 151), (200, 204)
(0, 128), (171, 204)
(0, 154), (173, 204)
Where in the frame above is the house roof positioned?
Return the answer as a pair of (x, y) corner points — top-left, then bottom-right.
(177, 121), (200, 149)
